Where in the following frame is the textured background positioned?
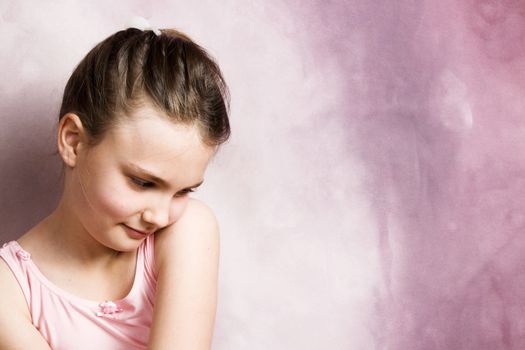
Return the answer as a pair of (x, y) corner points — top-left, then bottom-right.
(2, 0), (525, 349)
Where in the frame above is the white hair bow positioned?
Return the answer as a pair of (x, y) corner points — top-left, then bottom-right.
(127, 16), (161, 36)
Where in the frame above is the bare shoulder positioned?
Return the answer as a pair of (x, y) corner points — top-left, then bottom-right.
(0, 258), (51, 349)
(149, 198), (220, 349)
(154, 198), (220, 275)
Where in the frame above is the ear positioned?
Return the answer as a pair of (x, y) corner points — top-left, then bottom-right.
(57, 113), (89, 167)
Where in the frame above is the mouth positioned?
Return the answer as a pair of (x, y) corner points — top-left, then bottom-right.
(123, 224), (153, 236)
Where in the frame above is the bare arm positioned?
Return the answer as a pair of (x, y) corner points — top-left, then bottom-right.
(148, 198), (220, 350)
(0, 260), (52, 350)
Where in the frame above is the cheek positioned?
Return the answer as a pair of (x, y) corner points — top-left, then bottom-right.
(95, 190), (139, 219)
(169, 196), (191, 223)
(80, 175), (140, 221)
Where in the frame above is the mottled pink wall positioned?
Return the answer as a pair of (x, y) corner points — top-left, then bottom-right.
(287, 0), (525, 348)
(1, 0), (524, 349)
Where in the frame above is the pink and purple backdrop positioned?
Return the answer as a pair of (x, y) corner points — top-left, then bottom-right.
(1, 0), (524, 349)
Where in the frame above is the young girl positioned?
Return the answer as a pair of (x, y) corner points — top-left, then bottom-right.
(0, 21), (230, 350)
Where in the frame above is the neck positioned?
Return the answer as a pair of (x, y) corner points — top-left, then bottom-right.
(36, 199), (125, 270)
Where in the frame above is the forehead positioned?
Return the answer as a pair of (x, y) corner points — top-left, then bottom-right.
(95, 105), (215, 173)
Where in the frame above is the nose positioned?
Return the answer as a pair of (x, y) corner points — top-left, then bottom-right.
(142, 200), (171, 229)
(141, 196), (190, 229)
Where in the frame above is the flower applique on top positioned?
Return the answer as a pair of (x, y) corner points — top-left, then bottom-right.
(15, 248), (31, 261)
(97, 300), (125, 318)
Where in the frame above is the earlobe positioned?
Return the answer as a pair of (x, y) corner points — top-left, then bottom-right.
(57, 113), (87, 167)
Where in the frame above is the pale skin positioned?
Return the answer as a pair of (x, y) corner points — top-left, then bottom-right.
(0, 103), (220, 349)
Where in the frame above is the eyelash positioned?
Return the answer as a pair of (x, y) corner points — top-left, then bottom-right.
(129, 176), (196, 196)
(130, 177), (154, 188)
(176, 188), (196, 196)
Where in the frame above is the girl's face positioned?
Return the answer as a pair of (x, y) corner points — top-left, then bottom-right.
(67, 104), (216, 252)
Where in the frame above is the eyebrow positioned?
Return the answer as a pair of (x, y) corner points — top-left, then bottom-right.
(128, 163), (204, 190)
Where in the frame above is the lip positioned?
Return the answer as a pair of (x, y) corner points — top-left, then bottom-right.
(123, 224), (152, 237)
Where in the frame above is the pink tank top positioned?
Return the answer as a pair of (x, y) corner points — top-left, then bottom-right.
(0, 234), (157, 350)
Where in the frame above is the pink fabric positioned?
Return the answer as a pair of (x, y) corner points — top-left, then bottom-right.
(0, 234), (157, 350)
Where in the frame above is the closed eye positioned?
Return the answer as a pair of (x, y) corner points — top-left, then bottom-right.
(176, 188), (196, 197)
(130, 176), (155, 188)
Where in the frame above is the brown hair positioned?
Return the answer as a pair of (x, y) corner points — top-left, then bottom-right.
(59, 28), (230, 147)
